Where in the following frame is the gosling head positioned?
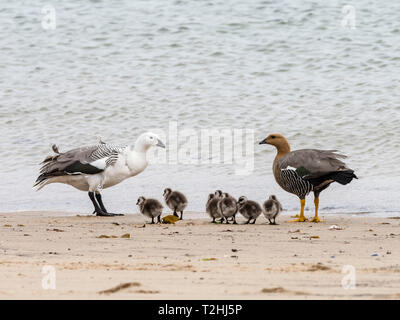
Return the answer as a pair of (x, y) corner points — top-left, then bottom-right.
(269, 195), (277, 201)
(214, 190), (223, 198)
(163, 188), (172, 198)
(207, 194), (215, 202)
(237, 196), (248, 205)
(136, 196), (146, 205)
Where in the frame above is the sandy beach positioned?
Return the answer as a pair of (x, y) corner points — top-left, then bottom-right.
(0, 211), (399, 300)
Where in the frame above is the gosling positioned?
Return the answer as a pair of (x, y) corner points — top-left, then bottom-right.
(263, 195), (282, 225)
(214, 190), (223, 198)
(136, 196), (163, 224)
(237, 196), (262, 224)
(163, 188), (188, 220)
(218, 192), (238, 224)
(206, 194), (223, 223)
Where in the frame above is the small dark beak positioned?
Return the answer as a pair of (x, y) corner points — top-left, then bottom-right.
(259, 138), (268, 145)
(156, 139), (166, 148)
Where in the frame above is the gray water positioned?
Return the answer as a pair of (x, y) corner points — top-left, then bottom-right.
(0, 0), (399, 216)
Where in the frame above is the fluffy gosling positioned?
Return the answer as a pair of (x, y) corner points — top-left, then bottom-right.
(237, 196), (262, 224)
(136, 196), (163, 224)
(163, 188), (188, 220)
(206, 194), (223, 223)
(263, 195), (282, 225)
(218, 192), (238, 224)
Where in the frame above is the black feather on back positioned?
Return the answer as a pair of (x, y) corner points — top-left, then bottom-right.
(307, 169), (357, 187)
(64, 161), (104, 175)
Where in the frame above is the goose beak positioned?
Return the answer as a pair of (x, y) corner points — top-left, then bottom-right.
(259, 138), (267, 145)
(156, 139), (166, 148)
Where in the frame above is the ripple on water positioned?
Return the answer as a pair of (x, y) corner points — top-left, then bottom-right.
(0, 0), (399, 213)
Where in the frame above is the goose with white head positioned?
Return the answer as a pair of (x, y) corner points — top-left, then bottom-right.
(34, 132), (165, 216)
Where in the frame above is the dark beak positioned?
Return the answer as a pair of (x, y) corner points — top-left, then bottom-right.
(259, 138), (267, 145)
(156, 139), (166, 148)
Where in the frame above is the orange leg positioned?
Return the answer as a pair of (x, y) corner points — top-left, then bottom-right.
(310, 197), (322, 222)
(289, 199), (307, 222)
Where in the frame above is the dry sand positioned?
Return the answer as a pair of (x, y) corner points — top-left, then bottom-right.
(0, 211), (399, 299)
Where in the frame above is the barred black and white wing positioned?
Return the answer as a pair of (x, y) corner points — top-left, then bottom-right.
(277, 148), (357, 197)
(34, 144), (126, 187)
(279, 168), (313, 198)
(88, 144), (125, 169)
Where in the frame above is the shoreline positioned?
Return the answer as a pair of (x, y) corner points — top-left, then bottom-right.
(0, 211), (399, 299)
(2, 210), (399, 218)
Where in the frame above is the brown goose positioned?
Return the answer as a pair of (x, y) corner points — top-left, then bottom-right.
(259, 134), (357, 222)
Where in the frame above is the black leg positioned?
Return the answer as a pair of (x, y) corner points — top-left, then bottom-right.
(212, 217), (216, 223)
(251, 218), (256, 224)
(157, 215), (161, 223)
(95, 193), (108, 213)
(180, 211), (183, 220)
(89, 192), (104, 215)
(173, 210), (178, 218)
(233, 215), (237, 224)
(151, 217), (154, 224)
(88, 192), (123, 217)
(245, 219), (251, 224)
(219, 218), (224, 223)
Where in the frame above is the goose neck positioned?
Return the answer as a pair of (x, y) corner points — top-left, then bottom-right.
(133, 143), (150, 154)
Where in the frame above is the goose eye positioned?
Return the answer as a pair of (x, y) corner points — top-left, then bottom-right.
(271, 135), (276, 139)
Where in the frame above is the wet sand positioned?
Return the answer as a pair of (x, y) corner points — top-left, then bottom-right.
(0, 211), (399, 299)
